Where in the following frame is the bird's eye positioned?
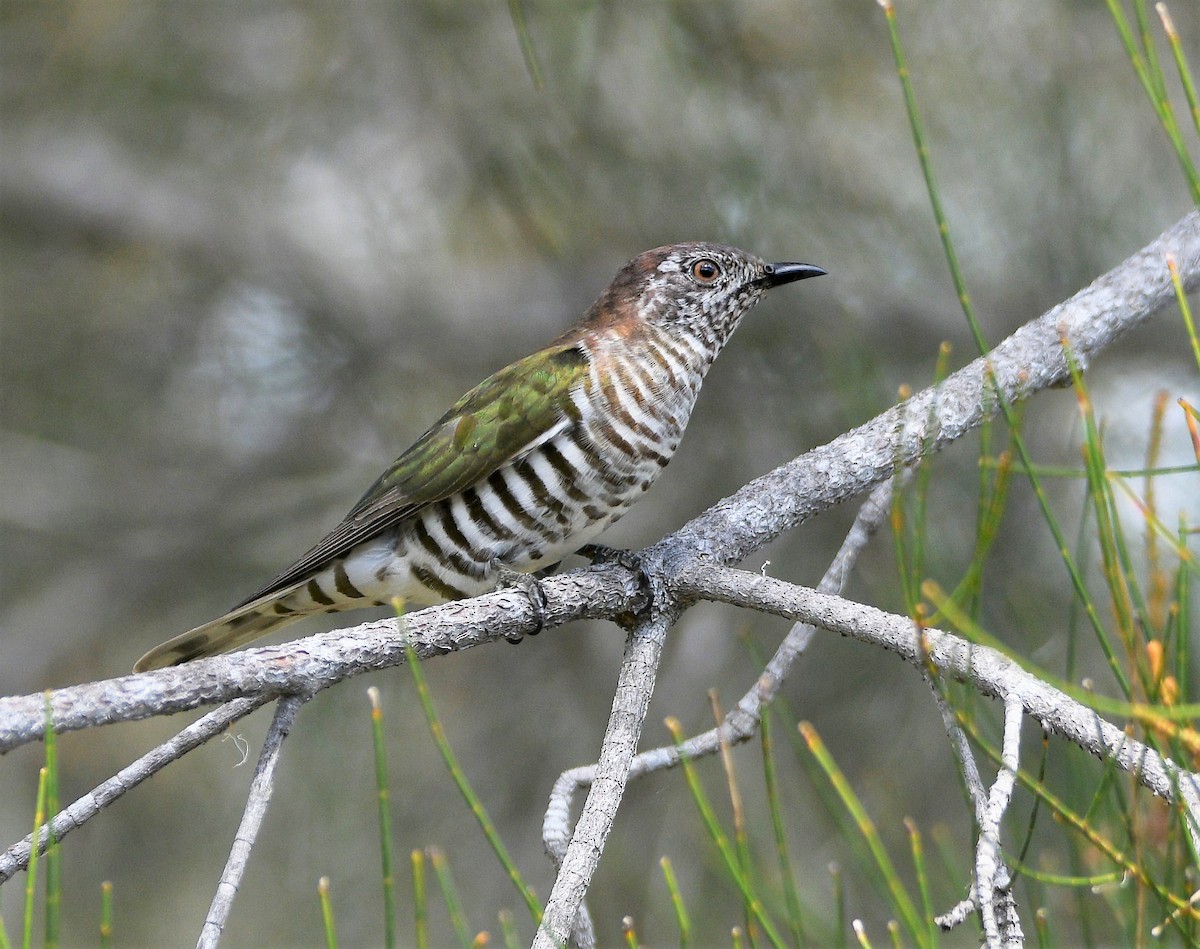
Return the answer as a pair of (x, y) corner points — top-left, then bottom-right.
(690, 258), (721, 284)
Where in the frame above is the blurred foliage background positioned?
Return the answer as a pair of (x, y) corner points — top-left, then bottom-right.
(1, 1), (1197, 945)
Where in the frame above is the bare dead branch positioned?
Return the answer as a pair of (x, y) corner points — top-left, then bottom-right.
(975, 692), (1024, 947)
(197, 695), (306, 948)
(0, 695), (270, 881)
(541, 477), (896, 873)
(533, 210), (1198, 947)
(674, 564), (1200, 818)
(0, 568), (645, 753)
(0, 213), (1196, 946)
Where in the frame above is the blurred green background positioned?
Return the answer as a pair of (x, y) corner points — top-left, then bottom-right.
(2, 1), (1197, 945)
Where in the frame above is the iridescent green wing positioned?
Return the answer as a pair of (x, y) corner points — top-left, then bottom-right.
(233, 342), (588, 607)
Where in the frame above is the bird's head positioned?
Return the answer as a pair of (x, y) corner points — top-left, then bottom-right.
(582, 242), (825, 351)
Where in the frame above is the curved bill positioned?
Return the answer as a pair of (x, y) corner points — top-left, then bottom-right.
(762, 262), (827, 287)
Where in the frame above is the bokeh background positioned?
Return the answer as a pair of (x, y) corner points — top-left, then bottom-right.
(2, 1), (1197, 945)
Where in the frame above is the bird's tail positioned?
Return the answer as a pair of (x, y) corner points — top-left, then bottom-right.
(133, 586), (310, 672)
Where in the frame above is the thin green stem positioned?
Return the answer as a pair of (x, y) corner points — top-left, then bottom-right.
(24, 768), (48, 949)
(42, 694), (60, 949)
(666, 717), (788, 949)
(659, 856), (692, 949)
(1155, 4), (1200, 140)
(798, 723), (924, 944)
(99, 881), (113, 949)
(368, 687), (398, 949)
(429, 847), (473, 949)
(318, 876), (338, 949)
(404, 638), (542, 923)
(1103, 0), (1200, 201)
(1166, 254), (1200, 372)
(761, 712), (807, 949)
(506, 0), (544, 90)
(879, 0), (988, 354)
(411, 849), (429, 949)
(903, 819), (936, 946)
(498, 909), (521, 949)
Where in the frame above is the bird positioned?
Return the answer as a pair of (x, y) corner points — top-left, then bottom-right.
(134, 243), (824, 671)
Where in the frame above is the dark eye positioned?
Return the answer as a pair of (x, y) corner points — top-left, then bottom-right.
(690, 258), (721, 284)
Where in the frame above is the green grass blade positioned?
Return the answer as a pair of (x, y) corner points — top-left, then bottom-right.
(903, 819), (935, 945)
(318, 876), (338, 949)
(761, 712), (808, 949)
(506, 0), (544, 90)
(41, 694), (60, 949)
(851, 918), (875, 948)
(911, 344), (955, 587)
(367, 687), (398, 949)
(99, 881), (113, 949)
(1034, 906), (1051, 948)
(429, 847), (473, 949)
(665, 717), (788, 949)
(24, 768), (48, 949)
(1167, 254), (1200, 372)
(877, 0), (987, 354)
(498, 908), (521, 949)
(403, 638), (542, 924)
(710, 692), (756, 942)
(411, 849), (429, 949)
(1172, 516), (1191, 697)
(830, 862), (846, 949)
(1103, 0), (1200, 201)
(798, 723), (923, 943)
(1156, 3), (1200, 139)
(659, 856), (692, 949)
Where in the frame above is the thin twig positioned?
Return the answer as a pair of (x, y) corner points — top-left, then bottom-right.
(932, 689), (988, 824)
(0, 696), (270, 882)
(674, 564), (1200, 824)
(196, 694), (306, 949)
(542, 478), (895, 876)
(975, 691), (1024, 947)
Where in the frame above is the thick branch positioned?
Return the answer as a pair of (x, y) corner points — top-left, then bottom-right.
(0, 213), (1196, 945)
(675, 564), (1200, 817)
(0, 569), (644, 752)
(532, 211), (1200, 942)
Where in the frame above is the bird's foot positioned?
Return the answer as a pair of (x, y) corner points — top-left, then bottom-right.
(492, 563), (548, 643)
(577, 543), (643, 574)
(577, 544), (651, 630)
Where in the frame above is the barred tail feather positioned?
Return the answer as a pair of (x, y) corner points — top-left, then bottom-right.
(133, 585), (309, 672)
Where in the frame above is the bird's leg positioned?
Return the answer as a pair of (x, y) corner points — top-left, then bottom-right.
(491, 562), (548, 643)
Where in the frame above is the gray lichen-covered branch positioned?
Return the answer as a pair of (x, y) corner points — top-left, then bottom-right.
(0, 213), (1197, 947)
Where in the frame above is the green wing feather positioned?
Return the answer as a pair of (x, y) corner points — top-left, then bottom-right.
(231, 342), (589, 608)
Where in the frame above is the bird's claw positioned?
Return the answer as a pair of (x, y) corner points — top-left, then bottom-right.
(577, 543), (643, 574)
(578, 543), (649, 591)
(492, 563), (548, 643)
(577, 544), (651, 630)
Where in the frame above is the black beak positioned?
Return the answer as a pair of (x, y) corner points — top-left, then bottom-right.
(762, 262), (827, 287)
